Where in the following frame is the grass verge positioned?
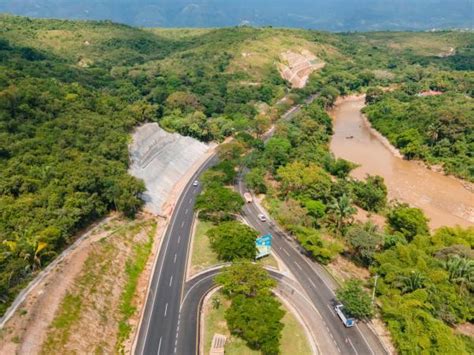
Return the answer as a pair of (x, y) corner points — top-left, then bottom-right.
(190, 219), (219, 274)
(203, 290), (312, 355)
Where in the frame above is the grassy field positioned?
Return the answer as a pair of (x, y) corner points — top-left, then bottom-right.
(190, 219), (280, 275)
(203, 290), (312, 355)
(190, 219), (220, 274)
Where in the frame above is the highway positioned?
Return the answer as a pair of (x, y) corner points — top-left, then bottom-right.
(237, 174), (388, 354)
(135, 94), (388, 355)
(177, 266), (341, 355)
(135, 155), (218, 355)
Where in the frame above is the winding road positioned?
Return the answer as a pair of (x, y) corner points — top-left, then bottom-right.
(135, 96), (389, 355)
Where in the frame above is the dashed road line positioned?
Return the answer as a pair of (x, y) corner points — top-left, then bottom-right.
(164, 303), (168, 317)
(169, 276), (173, 287)
(294, 261), (303, 271)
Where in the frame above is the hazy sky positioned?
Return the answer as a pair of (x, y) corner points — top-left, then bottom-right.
(1, 0), (472, 30)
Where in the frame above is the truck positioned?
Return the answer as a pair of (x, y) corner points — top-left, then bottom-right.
(244, 192), (253, 203)
(334, 303), (356, 327)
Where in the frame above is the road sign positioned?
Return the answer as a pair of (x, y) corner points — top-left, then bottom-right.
(256, 234), (272, 259)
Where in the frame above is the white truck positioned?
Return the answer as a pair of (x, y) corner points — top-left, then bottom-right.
(334, 304), (356, 327)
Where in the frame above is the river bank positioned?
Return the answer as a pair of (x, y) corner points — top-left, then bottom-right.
(329, 95), (473, 229)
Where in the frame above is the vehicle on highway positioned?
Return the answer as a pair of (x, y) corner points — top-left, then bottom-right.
(192, 180), (199, 186)
(257, 213), (267, 222)
(334, 303), (356, 327)
(244, 192), (253, 203)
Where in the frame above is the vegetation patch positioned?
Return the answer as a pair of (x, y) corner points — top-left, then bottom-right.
(40, 218), (156, 354)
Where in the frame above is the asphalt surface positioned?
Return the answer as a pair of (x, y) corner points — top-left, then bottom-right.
(135, 155), (218, 355)
(237, 175), (388, 355)
(178, 267), (336, 355)
(136, 94), (388, 355)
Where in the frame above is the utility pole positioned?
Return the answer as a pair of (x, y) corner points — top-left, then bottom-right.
(372, 274), (379, 304)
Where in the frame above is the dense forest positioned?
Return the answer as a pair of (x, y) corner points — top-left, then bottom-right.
(0, 14), (473, 353)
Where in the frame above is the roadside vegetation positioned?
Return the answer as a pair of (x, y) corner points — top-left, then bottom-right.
(1, 13), (473, 354)
(40, 217), (156, 354)
(203, 289), (312, 355)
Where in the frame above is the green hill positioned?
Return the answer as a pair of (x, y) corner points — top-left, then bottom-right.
(0, 15), (472, 344)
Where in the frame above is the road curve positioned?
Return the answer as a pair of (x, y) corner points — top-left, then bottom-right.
(237, 175), (388, 355)
(135, 155), (218, 355)
(177, 267), (339, 355)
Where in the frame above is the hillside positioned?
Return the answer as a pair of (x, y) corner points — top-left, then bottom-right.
(1, 0), (472, 31)
(0, 14), (473, 353)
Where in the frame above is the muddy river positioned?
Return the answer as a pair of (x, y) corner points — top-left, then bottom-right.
(329, 95), (473, 229)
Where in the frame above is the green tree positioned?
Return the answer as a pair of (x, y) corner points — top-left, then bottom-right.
(245, 168), (267, 194)
(303, 199), (326, 225)
(294, 226), (343, 264)
(215, 261), (276, 298)
(195, 186), (244, 221)
(346, 222), (383, 266)
(443, 256), (474, 292)
(225, 294), (285, 355)
(352, 175), (387, 212)
(207, 221), (258, 261)
(336, 279), (374, 319)
(388, 203), (429, 241)
(264, 137), (291, 171)
(327, 194), (356, 235)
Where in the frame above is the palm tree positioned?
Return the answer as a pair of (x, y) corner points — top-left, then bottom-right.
(397, 271), (426, 293)
(443, 256), (474, 292)
(328, 194), (356, 235)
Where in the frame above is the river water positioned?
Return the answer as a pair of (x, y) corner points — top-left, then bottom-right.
(329, 95), (474, 229)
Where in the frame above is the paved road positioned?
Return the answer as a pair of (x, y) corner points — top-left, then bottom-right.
(237, 175), (388, 355)
(135, 155), (218, 355)
(178, 266), (343, 355)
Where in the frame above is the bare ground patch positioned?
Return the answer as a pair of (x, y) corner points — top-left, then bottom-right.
(278, 49), (325, 88)
(0, 214), (159, 354)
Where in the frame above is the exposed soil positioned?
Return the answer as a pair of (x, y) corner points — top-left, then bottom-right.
(0, 215), (120, 354)
(327, 255), (371, 283)
(278, 49), (325, 88)
(354, 206), (386, 229)
(0, 215), (160, 354)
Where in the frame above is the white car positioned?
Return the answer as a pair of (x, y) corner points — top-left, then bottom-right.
(258, 213), (267, 222)
(192, 180), (199, 187)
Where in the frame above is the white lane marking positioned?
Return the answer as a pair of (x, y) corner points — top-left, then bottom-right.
(164, 303), (168, 317)
(309, 278), (316, 288)
(294, 261), (303, 271)
(157, 337), (162, 355)
(174, 347), (177, 354)
(181, 221), (184, 228)
(177, 235), (181, 244)
(185, 208), (189, 215)
(137, 155), (215, 355)
(355, 326), (375, 355)
(189, 198), (192, 203)
(181, 273), (216, 306)
(173, 253), (177, 263)
(348, 338), (359, 355)
(282, 248), (290, 256)
(169, 276), (173, 287)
